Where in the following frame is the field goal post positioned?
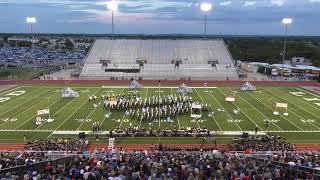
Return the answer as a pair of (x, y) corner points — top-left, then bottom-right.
(36, 108), (53, 125)
(191, 102), (202, 119)
(274, 103), (288, 116)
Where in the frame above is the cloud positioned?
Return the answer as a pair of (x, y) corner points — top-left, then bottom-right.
(220, 1), (232, 6)
(309, 0), (320, 2)
(244, 1), (256, 6)
(271, 0), (286, 6)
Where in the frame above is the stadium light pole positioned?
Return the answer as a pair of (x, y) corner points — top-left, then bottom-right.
(281, 18), (292, 78)
(26, 17), (36, 47)
(200, 2), (212, 40)
(107, 1), (118, 40)
(26, 17), (37, 71)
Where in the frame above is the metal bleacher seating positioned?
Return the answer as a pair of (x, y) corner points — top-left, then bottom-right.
(80, 39), (238, 80)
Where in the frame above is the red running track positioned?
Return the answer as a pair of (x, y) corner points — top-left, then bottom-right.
(0, 79), (319, 87)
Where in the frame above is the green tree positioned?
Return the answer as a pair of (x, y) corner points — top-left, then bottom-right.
(64, 39), (74, 50)
(17, 41), (32, 47)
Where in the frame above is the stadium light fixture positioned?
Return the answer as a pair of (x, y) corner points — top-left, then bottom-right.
(26, 17), (36, 44)
(26, 17), (37, 24)
(201, 2), (212, 12)
(281, 17), (293, 78)
(200, 2), (212, 40)
(107, 1), (118, 39)
(282, 18), (292, 25)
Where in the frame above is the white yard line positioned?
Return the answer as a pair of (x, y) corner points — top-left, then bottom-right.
(194, 88), (222, 131)
(0, 88), (51, 115)
(14, 92), (62, 130)
(1, 129), (320, 133)
(207, 89), (243, 131)
(138, 88), (149, 129)
(216, 88), (262, 130)
(115, 88), (128, 129)
(74, 87), (103, 130)
(0, 89), (54, 127)
(265, 88), (320, 130)
(274, 88), (320, 115)
(35, 91), (82, 130)
(76, 99), (103, 131)
(47, 88), (99, 137)
(158, 86), (161, 129)
(170, 88), (181, 129)
(298, 87), (320, 98)
(100, 88), (125, 129)
(237, 93), (283, 131)
(246, 92), (295, 131)
(258, 89), (304, 131)
(0, 86), (20, 96)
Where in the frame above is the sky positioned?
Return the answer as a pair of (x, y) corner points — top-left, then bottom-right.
(0, 0), (320, 35)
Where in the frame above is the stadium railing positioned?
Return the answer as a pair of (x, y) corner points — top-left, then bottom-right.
(228, 151), (320, 178)
(0, 156), (75, 177)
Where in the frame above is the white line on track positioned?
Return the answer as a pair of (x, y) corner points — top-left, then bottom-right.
(1, 129), (320, 133)
(21, 86), (219, 89)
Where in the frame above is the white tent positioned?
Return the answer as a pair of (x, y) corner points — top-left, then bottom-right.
(177, 83), (192, 95)
(62, 87), (79, 98)
(36, 108), (54, 125)
(274, 103), (288, 116)
(225, 91), (236, 102)
(240, 82), (256, 91)
(129, 80), (143, 90)
(191, 103), (202, 118)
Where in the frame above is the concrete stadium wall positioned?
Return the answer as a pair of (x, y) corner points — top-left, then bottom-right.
(0, 80), (319, 87)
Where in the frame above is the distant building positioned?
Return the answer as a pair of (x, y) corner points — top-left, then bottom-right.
(72, 39), (94, 49)
(291, 57), (312, 66)
(49, 39), (66, 48)
(8, 37), (38, 43)
(240, 62), (269, 73)
(268, 64), (320, 77)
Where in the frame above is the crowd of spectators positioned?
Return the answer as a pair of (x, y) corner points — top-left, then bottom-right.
(0, 151), (47, 170)
(227, 135), (296, 152)
(0, 47), (85, 63)
(263, 151), (320, 169)
(0, 137), (319, 179)
(0, 150), (318, 179)
(25, 139), (88, 153)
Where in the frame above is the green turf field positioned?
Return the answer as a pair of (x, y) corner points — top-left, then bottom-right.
(0, 84), (320, 143)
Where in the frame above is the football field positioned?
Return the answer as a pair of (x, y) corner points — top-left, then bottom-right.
(0, 84), (320, 143)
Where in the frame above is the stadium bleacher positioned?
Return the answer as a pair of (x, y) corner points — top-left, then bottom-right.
(0, 136), (319, 179)
(80, 39), (238, 80)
